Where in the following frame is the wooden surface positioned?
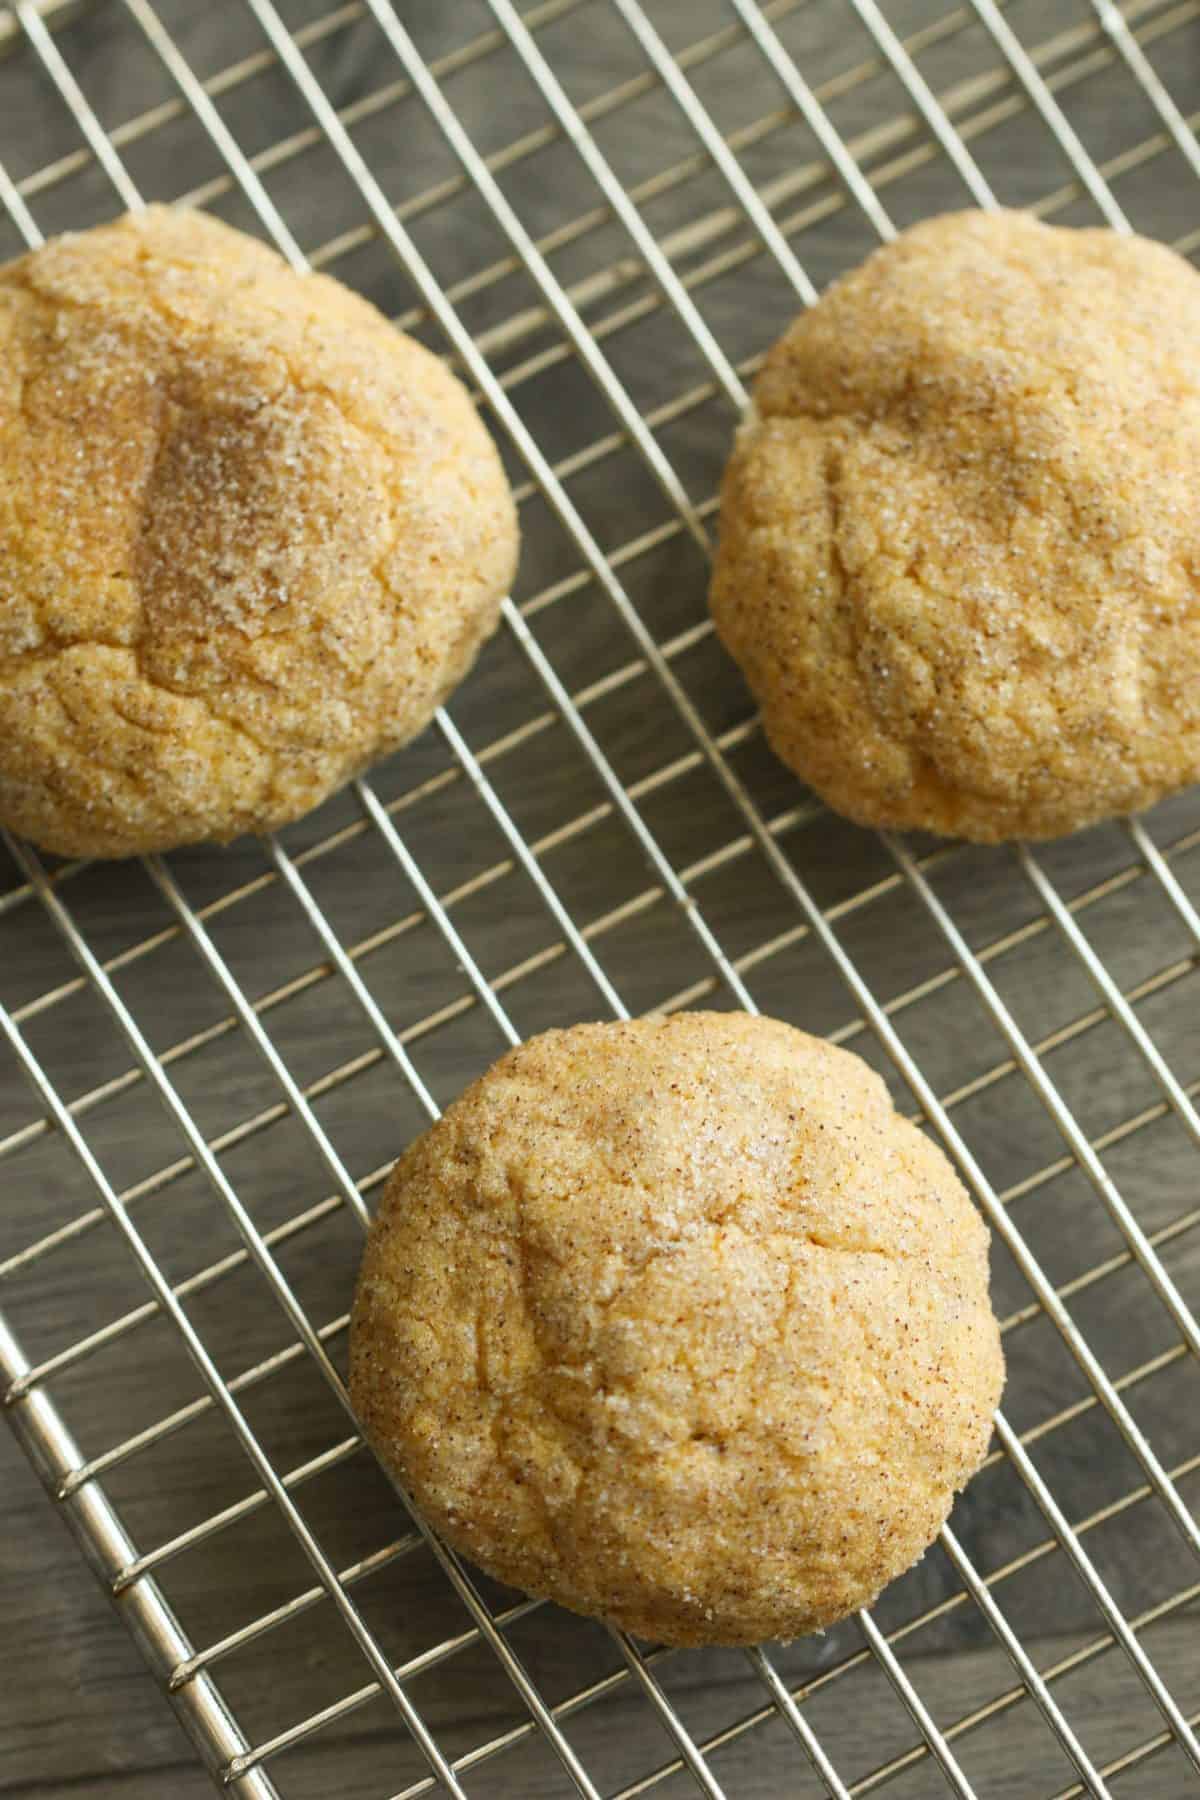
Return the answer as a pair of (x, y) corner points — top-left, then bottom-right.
(3, 1), (1200, 1796)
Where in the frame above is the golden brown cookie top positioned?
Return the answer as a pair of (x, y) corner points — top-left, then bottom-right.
(350, 1012), (1003, 1646)
(0, 206), (517, 857)
(711, 210), (1200, 841)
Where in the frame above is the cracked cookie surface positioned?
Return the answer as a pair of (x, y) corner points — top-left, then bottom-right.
(0, 206), (518, 858)
(710, 209), (1200, 841)
(349, 1012), (1003, 1646)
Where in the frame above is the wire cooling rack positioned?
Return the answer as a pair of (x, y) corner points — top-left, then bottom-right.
(2, 0), (1199, 1795)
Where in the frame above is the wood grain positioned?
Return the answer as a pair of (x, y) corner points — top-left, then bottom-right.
(2, 1), (1200, 1796)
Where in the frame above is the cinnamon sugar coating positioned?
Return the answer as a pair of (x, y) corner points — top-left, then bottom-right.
(350, 1013), (1003, 1646)
(0, 207), (517, 857)
(711, 210), (1200, 840)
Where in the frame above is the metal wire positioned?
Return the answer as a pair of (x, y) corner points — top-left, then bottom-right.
(1, 1), (1199, 1796)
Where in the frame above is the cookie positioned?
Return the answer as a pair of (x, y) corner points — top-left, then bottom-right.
(0, 207), (518, 857)
(350, 1012), (1003, 1645)
(711, 210), (1200, 840)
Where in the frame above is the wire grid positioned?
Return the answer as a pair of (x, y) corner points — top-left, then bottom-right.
(1, 0), (1199, 1793)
